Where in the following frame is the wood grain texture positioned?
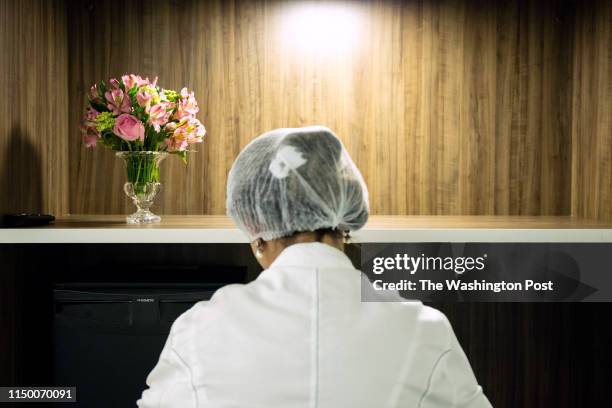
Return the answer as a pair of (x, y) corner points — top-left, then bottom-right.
(41, 214), (612, 230)
(0, 0), (69, 218)
(434, 302), (612, 407)
(65, 0), (575, 216)
(571, 0), (612, 221)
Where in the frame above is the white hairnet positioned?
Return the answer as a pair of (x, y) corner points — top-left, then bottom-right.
(226, 126), (369, 241)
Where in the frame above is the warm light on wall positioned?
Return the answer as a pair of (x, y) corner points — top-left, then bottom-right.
(280, 2), (364, 56)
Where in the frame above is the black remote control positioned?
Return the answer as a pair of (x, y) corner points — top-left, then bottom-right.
(3, 213), (55, 227)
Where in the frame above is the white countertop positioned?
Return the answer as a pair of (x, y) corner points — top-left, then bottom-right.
(3, 215), (612, 243)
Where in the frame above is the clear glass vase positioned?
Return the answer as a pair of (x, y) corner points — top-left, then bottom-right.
(116, 151), (168, 224)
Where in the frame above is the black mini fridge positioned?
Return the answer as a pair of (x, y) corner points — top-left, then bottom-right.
(53, 283), (221, 407)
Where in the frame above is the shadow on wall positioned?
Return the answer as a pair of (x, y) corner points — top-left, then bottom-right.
(0, 126), (43, 225)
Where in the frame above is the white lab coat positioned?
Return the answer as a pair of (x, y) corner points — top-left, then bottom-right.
(138, 242), (492, 408)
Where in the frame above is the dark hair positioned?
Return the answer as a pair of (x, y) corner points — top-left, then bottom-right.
(278, 228), (344, 247)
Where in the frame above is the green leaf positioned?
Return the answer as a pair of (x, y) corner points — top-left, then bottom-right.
(89, 99), (108, 113)
(131, 95), (146, 120)
(129, 84), (138, 97)
(98, 80), (107, 98)
(177, 150), (188, 164)
(100, 131), (123, 150)
(143, 124), (160, 150)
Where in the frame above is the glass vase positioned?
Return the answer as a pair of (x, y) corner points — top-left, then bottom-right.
(116, 151), (168, 224)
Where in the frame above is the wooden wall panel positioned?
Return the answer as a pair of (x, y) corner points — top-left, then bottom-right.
(64, 0), (576, 216)
(434, 302), (612, 407)
(571, 0), (612, 221)
(0, 0), (69, 218)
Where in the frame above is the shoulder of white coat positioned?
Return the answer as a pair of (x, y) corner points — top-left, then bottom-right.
(414, 303), (449, 323)
(399, 302), (454, 348)
(168, 283), (247, 347)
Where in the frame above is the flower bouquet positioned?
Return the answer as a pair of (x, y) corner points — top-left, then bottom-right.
(81, 74), (206, 223)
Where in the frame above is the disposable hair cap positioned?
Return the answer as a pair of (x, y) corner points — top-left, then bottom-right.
(226, 126), (369, 241)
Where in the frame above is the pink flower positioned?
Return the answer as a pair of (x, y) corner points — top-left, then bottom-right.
(165, 128), (189, 152)
(105, 89), (131, 115)
(109, 78), (121, 89)
(113, 114), (144, 142)
(165, 122), (177, 133)
(85, 107), (99, 125)
(186, 118), (206, 143)
(89, 84), (105, 105)
(80, 124), (100, 148)
(121, 74), (148, 90)
(80, 107), (101, 148)
(136, 91), (152, 109)
(174, 87), (199, 120)
(165, 117), (205, 151)
(148, 102), (175, 132)
(89, 84), (100, 101)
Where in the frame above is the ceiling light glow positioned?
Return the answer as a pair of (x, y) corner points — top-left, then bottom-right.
(280, 3), (363, 56)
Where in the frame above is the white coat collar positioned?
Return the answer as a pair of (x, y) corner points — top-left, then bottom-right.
(267, 242), (355, 270)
